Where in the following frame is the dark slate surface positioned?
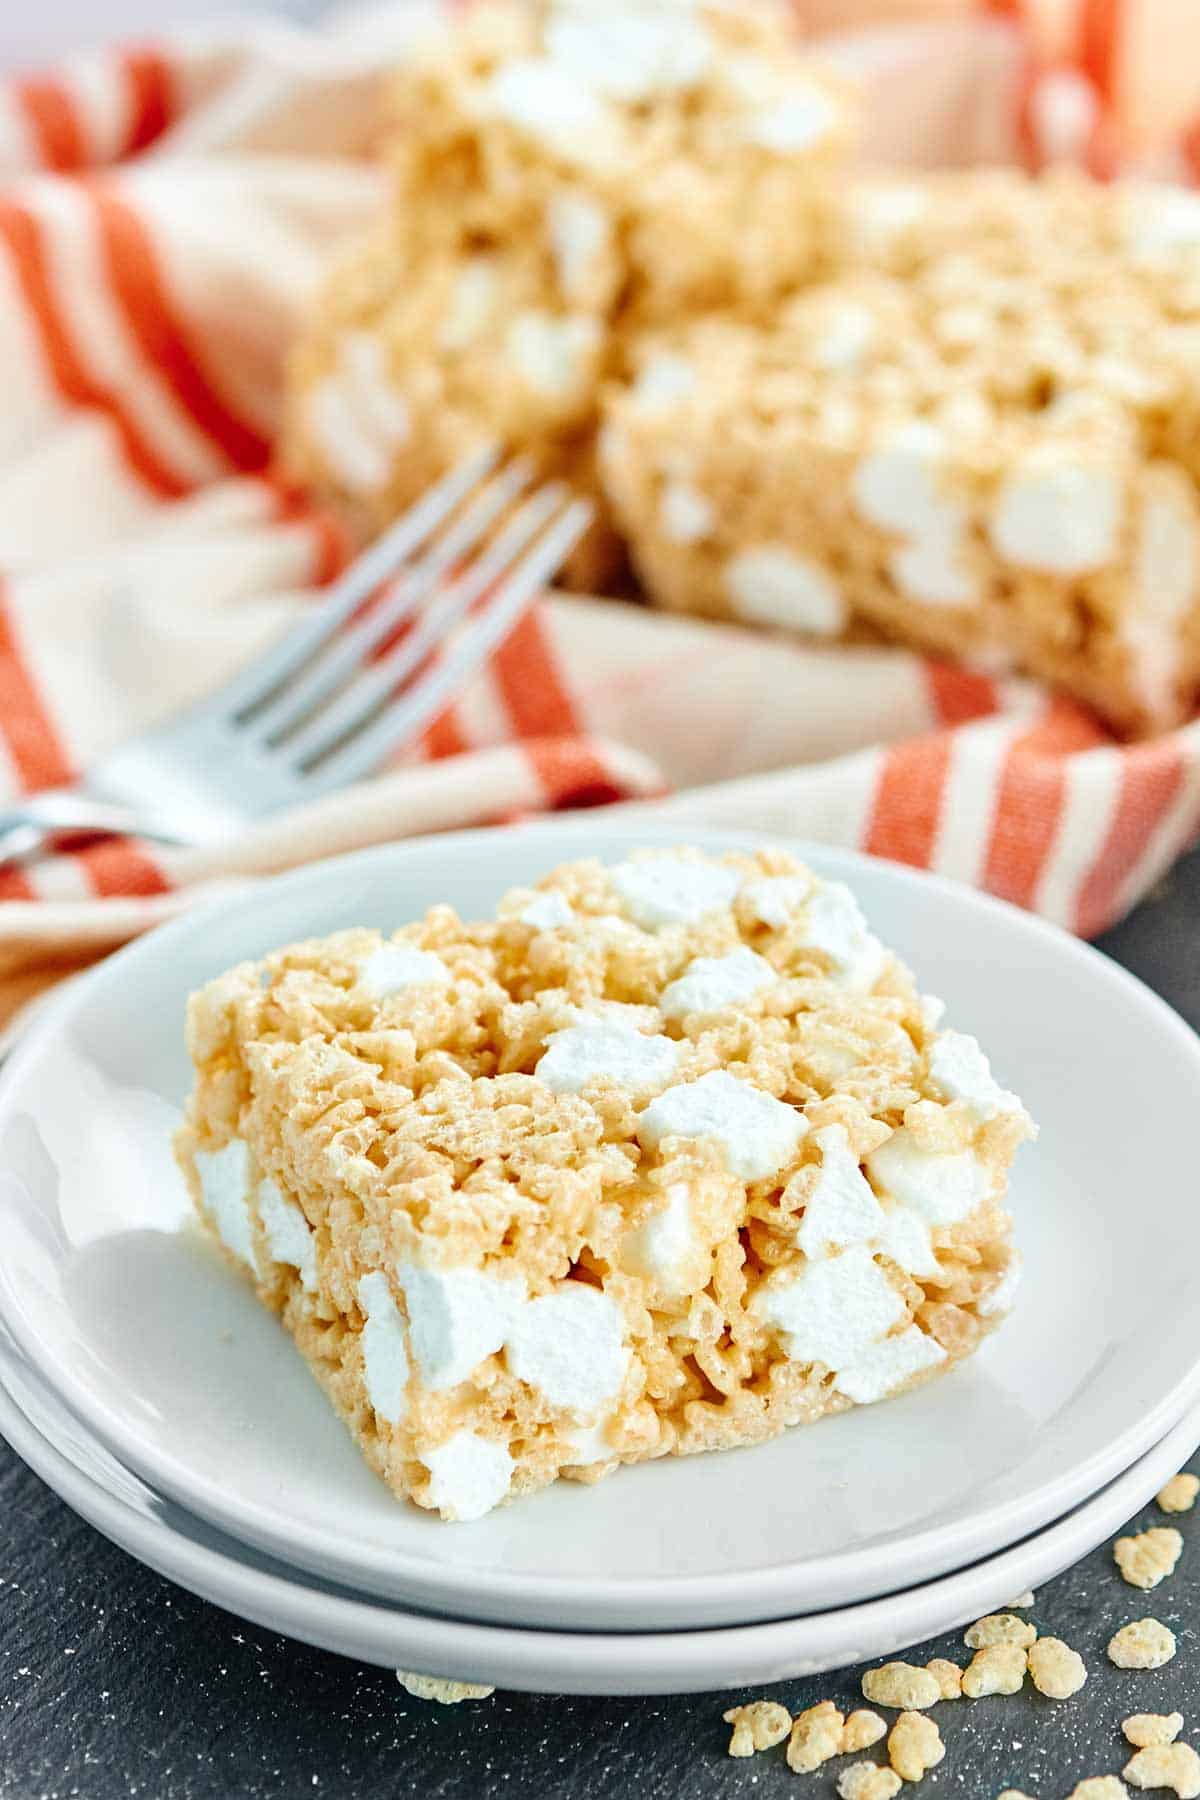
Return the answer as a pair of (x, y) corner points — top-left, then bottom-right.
(3, 848), (1200, 1800)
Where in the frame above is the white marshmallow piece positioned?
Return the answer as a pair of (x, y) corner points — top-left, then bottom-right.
(854, 422), (949, 537)
(610, 855), (739, 928)
(623, 1182), (700, 1298)
(563, 1415), (617, 1466)
(977, 1252), (1023, 1318)
(519, 890), (574, 930)
(877, 1202), (939, 1280)
(744, 84), (836, 153)
(794, 1125), (886, 1261)
(660, 479), (714, 544)
(259, 1179), (317, 1291)
(534, 1021), (680, 1095)
(506, 1284), (628, 1416)
(1128, 493), (1198, 720)
(196, 1138), (258, 1274)
(990, 453), (1121, 574)
(308, 332), (410, 497)
(867, 1129), (990, 1226)
(723, 545), (846, 635)
(797, 882), (887, 992)
(507, 310), (599, 396)
(398, 1262), (526, 1391)
(639, 1070), (807, 1184)
(659, 946), (776, 1019)
(741, 873), (812, 929)
(630, 353), (695, 410)
(547, 193), (611, 302)
(422, 1431), (514, 1522)
(484, 58), (612, 165)
(891, 521), (976, 608)
(927, 1030), (1022, 1124)
(546, 11), (713, 102)
(439, 257), (499, 350)
(359, 944), (450, 1000)
(754, 1244), (905, 1371)
(836, 1323), (947, 1404)
(356, 1271), (411, 1426)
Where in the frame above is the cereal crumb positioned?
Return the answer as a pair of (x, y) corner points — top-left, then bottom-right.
(1114, 1529), (1184, 1591)
(786, 1700), (845, 1773)
(843, 1711), (888, 1752)
(1069, 1782), (1128, 1800)
(1109, 1619), (1178, 1670)
(1005, 1591), (1037, 1608)
(1123, 1744), (1200, 1798)
(838, 1763), (904, 1800)
(862, 1662), (941, 1710)
(965, 1613), (1038, 1649)
(1027, 1636), (1088, 1700)
(396, 1671), (495, 1703)
(1123, 1715), (1184, 1748)
(888, 1711), (945, 1782)
(997, 1791), (1038, 1799)
(1157, 1475), (1200, 1515)
(962, 1644), (1028, 1698)
(724, 1699), (793, 1757)
(926, 1657), (963, 1699)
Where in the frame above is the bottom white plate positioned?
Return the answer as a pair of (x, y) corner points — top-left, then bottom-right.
(3, 1324), (1198, 1696)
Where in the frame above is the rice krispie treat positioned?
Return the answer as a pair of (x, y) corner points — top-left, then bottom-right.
(279, 0), (848, 587)
(175, 847), (1033, 1522)
(601, 173), (1200, 734)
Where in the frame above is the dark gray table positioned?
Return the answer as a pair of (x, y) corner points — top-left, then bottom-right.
(4, 850), (1199, 1800)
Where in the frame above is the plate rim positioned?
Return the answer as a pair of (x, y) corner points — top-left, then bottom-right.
(3, 1332), (1199, 1696)
(3, 818), (1200, 1629)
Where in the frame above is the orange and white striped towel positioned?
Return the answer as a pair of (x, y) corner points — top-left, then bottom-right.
(1, 0), (1199, 1029)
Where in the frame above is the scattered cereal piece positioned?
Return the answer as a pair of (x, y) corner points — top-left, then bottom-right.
(1109, 1619), (1178, 1670)
(997, 1791), (1038, 1799)
(962, 1644), (1028, 1698)
(1027, 1636), (1088, 1700)
(888, 1711), (946, 1782)
(1006, 1591), (1037, 1608)
(396, 1671), (495, 1703)
(965, 1613), (1039, 1649)
(1123, 1744), (1200, 1798)
(1157, 1475), (1200, 1515)
(843, 1711), (888, 1752)
(1069, 1782), (1128, 1800)
(862, 1663), (942, 1710)
(786, 1700), (845, 1773)
(838, 1763), (904, 1800)
(926, 1658), (964, 1700)
(1123, 1715), (1184, 1748)
(1115, 1529), (1184, 1591)
(724, 1699), (793, 1757)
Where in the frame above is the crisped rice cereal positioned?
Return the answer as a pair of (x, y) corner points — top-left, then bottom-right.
(861, 1665), (944, 1713)
(838, 1765), (903, 1800)
(1027, 1636), (1088, 1700)
(1109, 1620), (1178, 1670)
(1123, 1744), (1200, 1798)
(176, 847), (1033, 1521)
(725, 1699), (792, 1756)
(1157, 1475), (1200, 1514)
(926, 1657), (964, 1699)
(961, 1644), (1028, 1698)
(887, 1711), (945, 1782)
(964, 1614), (1038, 1650)
(1123, 1715), (1185, 1748)
(1115, 1529), (1185, 1590)
(786, 1701), (845, 1772)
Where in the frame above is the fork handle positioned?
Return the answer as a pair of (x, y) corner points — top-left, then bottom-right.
(0, 795), (189, 870)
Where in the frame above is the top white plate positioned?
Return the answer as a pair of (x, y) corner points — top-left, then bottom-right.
(1, 819), (1198, 1633)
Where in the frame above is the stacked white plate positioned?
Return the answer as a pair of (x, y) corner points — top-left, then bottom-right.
(2, 822), (1198, 1696)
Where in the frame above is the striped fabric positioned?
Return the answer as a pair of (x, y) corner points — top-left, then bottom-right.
(1, 0), (1199, 1029)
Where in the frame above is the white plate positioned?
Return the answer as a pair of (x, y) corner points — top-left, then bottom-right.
(2, 820), (1200, 1632)
(2, 1324), (1198, 1697)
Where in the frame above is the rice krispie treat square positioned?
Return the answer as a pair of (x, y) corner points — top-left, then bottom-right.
(176, 847), (1033, 1522)
(279, 0), (849, 588)
(601, 172), (1200, 735)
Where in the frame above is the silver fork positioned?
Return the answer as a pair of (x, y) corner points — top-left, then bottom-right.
(0, 449), (592, 867)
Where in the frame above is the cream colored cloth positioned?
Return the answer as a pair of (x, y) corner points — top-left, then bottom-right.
(0, 0), (1198, 1028)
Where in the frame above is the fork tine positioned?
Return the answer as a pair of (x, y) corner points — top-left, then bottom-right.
(306, 497), (593, 790)
(250, 458), (534, 744)
(212, 443), (500, 720)
(284, 481), (571, 770)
